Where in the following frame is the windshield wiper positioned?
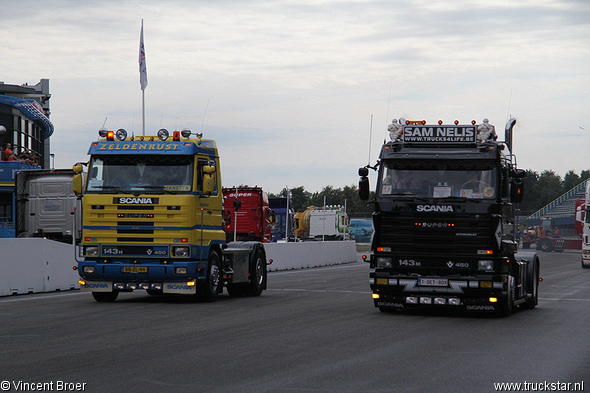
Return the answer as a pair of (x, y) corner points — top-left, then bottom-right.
(97, 185), (122, 193)
(440, 196), (483, 202)
(97, 186), (140, 194)
(133, 185), (177, 194)
(389, 192), (429, 202)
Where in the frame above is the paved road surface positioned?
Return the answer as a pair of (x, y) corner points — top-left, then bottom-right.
(1, 250), (589, 392)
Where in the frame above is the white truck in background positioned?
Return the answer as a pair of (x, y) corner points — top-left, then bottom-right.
(15, 169), (82, 244)
(581, 181), (590, 268)
(295, 206), (350, 241)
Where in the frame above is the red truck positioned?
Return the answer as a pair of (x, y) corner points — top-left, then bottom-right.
(223, 186), (275, 243)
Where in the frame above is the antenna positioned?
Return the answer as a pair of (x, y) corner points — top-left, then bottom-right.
(201, 98), (210, 134)
(102, 117), (108, 128)
(506, 87), (513, 122)
(368, 114), (373, 166)
(385, 76), (393, 140)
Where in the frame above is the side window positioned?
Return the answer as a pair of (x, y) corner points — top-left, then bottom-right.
(86, 158), (105, 191)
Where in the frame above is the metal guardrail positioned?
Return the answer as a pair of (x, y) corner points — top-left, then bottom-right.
(528, 181), (587, 219)
(0, 220), (15, 229)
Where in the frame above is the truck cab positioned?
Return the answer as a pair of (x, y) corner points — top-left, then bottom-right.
(359, 118), (539, 315)
(75, 128), (268, 302)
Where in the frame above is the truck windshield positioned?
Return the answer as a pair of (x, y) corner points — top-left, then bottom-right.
(379, 160), (497, 199)
(85, 155), (194, 193)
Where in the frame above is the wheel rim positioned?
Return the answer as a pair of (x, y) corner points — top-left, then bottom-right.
(210, 261), (220, 292)
(254, 257), (264, 286)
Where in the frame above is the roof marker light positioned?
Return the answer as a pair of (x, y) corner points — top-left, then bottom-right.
(173, 131), (180, 141)
(454, 120), (459, 125)
(106, 131), (114, 141)
(471, 120), (477, 125)
(438, 120), (443, 125)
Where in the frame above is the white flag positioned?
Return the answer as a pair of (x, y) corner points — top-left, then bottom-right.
(139, 20), (148, 90)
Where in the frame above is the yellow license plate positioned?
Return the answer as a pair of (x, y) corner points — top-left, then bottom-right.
(123, 266), (148, 273)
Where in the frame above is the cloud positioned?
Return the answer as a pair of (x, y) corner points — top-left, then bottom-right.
(1, 0), (588, 193)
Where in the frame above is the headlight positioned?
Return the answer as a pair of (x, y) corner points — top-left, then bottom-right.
(478, 260), (494, 271)
(115, 128), (127, 140)
(175, 267), (188, 275)
(84, 246), (99, 256)
(82, 266), (95, 274)
(376, 257), (393, 268)
(172, 246), (190, 257)
(157, 128), (169, 141)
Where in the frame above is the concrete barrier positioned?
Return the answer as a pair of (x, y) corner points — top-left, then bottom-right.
(0, 238), (79, 296)
(0, 239), (356, 296)
(265, 240), (357, 271)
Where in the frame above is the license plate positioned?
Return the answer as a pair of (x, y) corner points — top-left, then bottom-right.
(418, 278), (448, 287)
(123, 266), (148, 273)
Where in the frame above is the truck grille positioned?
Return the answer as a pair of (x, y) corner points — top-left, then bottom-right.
(378, 212), (493, 254)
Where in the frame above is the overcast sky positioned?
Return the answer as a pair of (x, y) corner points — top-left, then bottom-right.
(1, 0), (589, 194)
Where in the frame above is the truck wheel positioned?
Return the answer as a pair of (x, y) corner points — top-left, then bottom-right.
(523, 263), (539, 309)
(538, 238), (553, 252)
(499, 277), (514, 316)
(197, 251), (221, 302)
(245, 249), (266, 297)
(92, 291), (119, 302)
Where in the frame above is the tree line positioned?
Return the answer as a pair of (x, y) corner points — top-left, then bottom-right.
(268, 169), (590, 218)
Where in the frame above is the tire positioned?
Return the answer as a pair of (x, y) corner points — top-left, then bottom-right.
(244, 249), (265, 297)
(582, 261), (590, 269)
(523, 263), (539, 310)
(92, 291), (119, 302)
(538, 238), (553, 252)
(499, 276), (514, 317)
(196, 250), (221, 302)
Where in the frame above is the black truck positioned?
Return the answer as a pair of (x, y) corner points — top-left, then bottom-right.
(358, 118), (540, 316)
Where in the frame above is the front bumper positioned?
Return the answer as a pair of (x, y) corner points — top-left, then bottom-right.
(370, 271), (508, 312)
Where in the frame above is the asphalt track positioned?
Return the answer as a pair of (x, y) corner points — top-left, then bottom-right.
(1, 250), (588, 393)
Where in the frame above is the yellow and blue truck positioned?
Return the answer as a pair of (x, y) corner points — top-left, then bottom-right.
(74, 128), (269, 302)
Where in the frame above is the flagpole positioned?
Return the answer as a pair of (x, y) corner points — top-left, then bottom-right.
(139, 19), (148, 136)
(142, 87), (145, 136)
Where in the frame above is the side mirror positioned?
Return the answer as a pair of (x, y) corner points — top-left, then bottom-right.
(72, 164), (84, 195)
(72, 173), (83, 195)
(512, 169), (526, 179)
(202, 165), (216, 195)
(359, 167), (369, 177)
(233, 199), (242, 210)
(359, 176), (370, 201)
